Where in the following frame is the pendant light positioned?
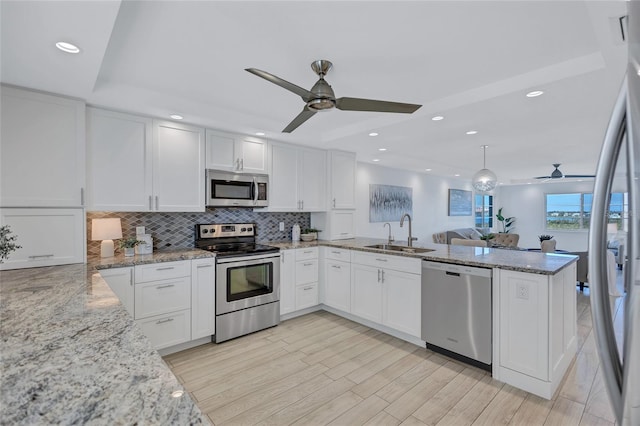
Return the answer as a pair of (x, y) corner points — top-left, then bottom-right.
(472, 145), (497, 193)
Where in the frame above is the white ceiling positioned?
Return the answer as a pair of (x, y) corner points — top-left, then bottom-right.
(0, 1), (629, 184)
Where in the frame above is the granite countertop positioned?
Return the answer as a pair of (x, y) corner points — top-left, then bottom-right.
(266, 238), (577, 275)
(0, 262), (209, 425)
(91, 248), (215, 270)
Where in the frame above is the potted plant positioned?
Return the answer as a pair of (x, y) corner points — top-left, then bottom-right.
(300, 228), (321, 242)
(496, 208), (515, 233)
(539, 234), (555, 252)
(0, 225), (21, 263)
(118, 237), (145, 257)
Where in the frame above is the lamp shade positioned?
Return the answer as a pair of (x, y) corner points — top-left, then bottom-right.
(91, 218), (123, 241)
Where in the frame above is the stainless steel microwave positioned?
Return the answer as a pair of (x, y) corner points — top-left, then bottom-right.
(206, 170), (268, 207)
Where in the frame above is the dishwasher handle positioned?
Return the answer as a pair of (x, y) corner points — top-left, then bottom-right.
(446, 271), (461, 277)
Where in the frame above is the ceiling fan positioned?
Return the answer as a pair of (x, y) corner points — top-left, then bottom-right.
(534, 163), (595, 180)
(245, 60), (422, 133)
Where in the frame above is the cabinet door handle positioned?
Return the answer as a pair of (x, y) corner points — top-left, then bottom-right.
(301, 200), (304, 210)
(381, 270), (385, 283)
(340, 233), (349, 235)
(156, 266), (175, 271)
(149, 195), (153, 210)
(28, 254), (54, 259)
(156, 284), (175, 289)
(240, 158), (244, 170)
(333, 198), (336, 208)
(155, 196), (159, 210)
(375, 258), (388, 262)
(80, 188), (85, 206)
(130, 269), (133, 286)
(281, 255), (285, 263)
(377, 269), (381, 282)
(156, 318), (174, 324)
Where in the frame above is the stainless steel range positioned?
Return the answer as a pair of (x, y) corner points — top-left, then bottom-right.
(195, 223), (280, 343)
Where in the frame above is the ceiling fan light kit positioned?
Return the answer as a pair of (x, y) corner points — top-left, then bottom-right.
(472, 145), (497, 193)
(246, 59), (422, 132)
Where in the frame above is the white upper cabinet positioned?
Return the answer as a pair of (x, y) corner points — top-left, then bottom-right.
(205, 129), (268, 173)
(328, 150), (356, 209)
(269, 142), (326, 212)
(1, 86), (85, 207)
(87, 108), (153, 211)
(87, 110), (204, 212)
(153, 121), (205, 212)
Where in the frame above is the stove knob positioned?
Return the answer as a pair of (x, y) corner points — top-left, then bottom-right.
(202, 229), (208, 234)
(241, 227), (247, 232)
(247, 227), (253, 232)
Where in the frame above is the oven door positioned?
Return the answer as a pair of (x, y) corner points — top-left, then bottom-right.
(216, 253), (280, 315)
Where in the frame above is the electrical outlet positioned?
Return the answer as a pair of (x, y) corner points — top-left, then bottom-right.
(279, 222), (284, 231)
(516, 284), (529, 300)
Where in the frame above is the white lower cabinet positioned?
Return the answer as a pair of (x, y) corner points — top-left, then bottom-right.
(99, 267), (134, 316)
(100, 258), (216, 351)
(324, 258), (351, 312)
(191, 258), (216, 340)
(280, 247), (320, 316)
(279, 250), (296, 315)
(351, 263), (383, 322)
(0, 208), (85, 270)
(348, 251), (421, 339)
(382, 268), (421, 338)
(136, 310), (192, 350)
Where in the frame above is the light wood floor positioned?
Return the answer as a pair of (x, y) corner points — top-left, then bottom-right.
(164, 275), (625, 426)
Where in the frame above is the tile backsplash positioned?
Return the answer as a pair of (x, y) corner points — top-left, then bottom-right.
(87, 209), (310, 257)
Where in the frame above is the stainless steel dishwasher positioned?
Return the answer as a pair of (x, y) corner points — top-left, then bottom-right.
(422, 261), (492, 371)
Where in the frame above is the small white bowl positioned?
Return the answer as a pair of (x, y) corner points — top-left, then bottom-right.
(300, 234), (315, 242)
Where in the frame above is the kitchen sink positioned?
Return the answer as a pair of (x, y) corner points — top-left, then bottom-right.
(365, 244), (435, 254)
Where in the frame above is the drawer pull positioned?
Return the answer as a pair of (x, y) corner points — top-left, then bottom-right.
(156, 284), (175, 289)
(331, 265), (341, 269)
(303, 250), (314, 254)
(331, 251), (341, 254)
(28, 254), (54, 259)
(303, 286), (313, 291)
(375, 258), (388, 262)
(303, 262), (313, 266)
(340, 233), (349, 235)
(156, 318), (174, 324)
(197, 264), (213, 268)
(156, 267), (175, 271)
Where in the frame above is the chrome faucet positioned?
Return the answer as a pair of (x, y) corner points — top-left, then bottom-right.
(400, 213), (418, 247)
(383, 222), (394, 244)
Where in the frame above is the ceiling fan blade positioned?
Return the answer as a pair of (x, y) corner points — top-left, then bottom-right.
(245, 68), (314, 101)
(534, 176), (553, 179)
(564, 175), (596, 178)
(335, 97), (421, 113)
(282, 108), (316, 133)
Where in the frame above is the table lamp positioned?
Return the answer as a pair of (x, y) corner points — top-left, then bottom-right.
(92, 218), (123, 258)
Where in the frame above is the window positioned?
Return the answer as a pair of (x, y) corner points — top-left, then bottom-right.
(475, 194), (493, 228)
(545, 192), (627, 230)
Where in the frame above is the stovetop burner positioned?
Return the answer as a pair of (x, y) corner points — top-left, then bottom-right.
(195, 223), (279, 258)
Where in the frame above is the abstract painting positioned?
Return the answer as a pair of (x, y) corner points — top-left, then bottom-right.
(369, 184), (413, 222)
(448, 189), (472, 216)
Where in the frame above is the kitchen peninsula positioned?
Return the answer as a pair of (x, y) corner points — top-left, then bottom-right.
(0, 241), (576, 423)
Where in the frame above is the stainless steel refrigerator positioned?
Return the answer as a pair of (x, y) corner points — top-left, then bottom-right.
(589, 3), (639, 425)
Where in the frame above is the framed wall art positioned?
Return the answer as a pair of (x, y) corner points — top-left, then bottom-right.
(369, 184), (413, 222)
(448, 189), (472, 216)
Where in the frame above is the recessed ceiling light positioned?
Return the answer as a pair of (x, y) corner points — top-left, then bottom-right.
(466, 130), (478, 135)
(454, 174), (460, 177)
(527, 182), (532, 185)
(372, 159), (380, 162)
(169, 114), (183, 120)
(255, 132), (265, 136)
(369, 132), (379, 137)
(425, 168), (432, 172)
(526, 90), (544, 98)
(378, 148), (387, 152)
(431, 116), (444, 121)
(55, 41), (80, 54)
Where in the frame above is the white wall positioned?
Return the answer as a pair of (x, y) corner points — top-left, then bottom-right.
(355, 162), (475, 244)
(496, 180), (597, 252)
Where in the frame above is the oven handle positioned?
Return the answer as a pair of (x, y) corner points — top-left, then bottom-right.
(216, 252), (281, 264)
